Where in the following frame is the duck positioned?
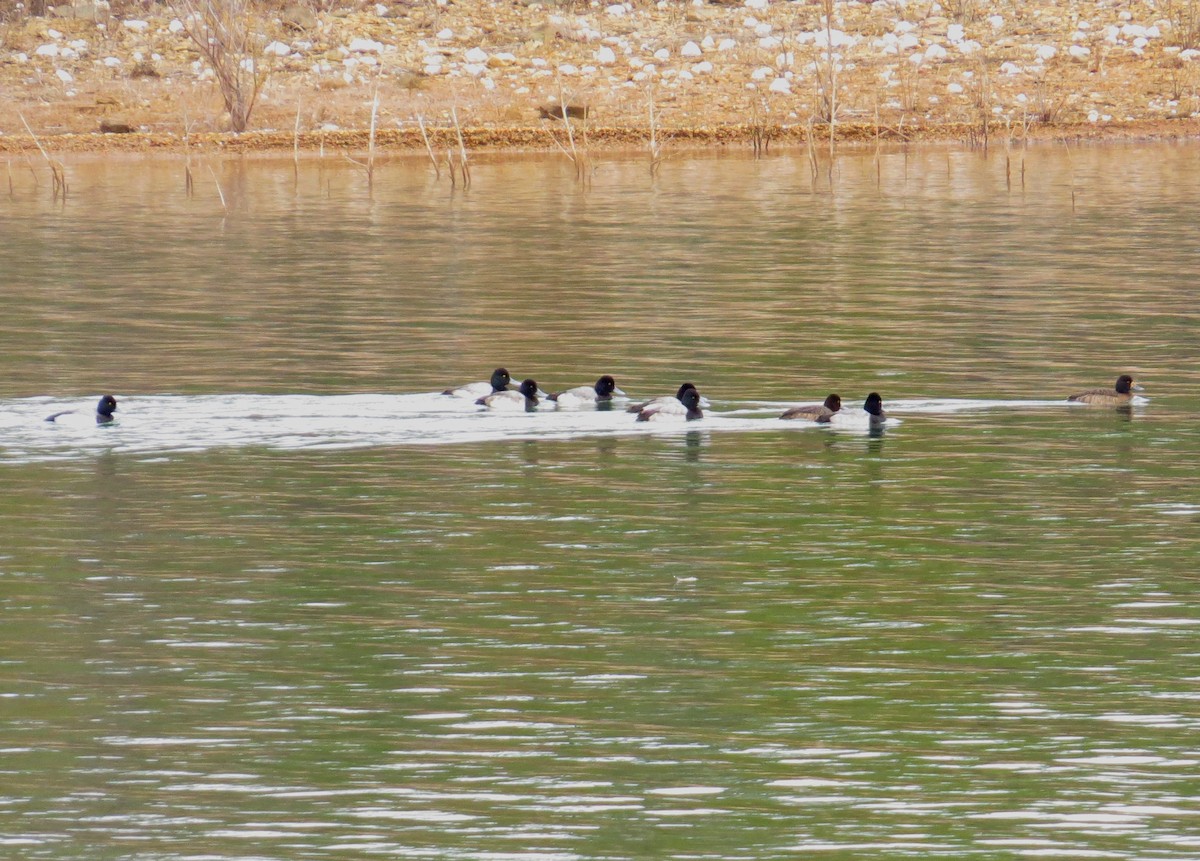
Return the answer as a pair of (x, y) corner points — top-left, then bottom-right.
(477, 378), (540, 411)
(46, 394), (119, 425)
(781, 393), (842, 422)
(636, 387), (703, 422)
(819, 392), (886, 428)
(444, 368), (512, 399)
(626, 382), (710, 414)
(1067, 374), (1144, 405)
(549, 375), (626, 408)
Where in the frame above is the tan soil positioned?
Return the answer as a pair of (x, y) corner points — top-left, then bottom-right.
(2, 0), (1200, 155)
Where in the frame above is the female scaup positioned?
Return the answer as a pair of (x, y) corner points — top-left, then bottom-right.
(549, 375), (626, 408)
(46, 394), (118, 425)
(477, 378), (540, 411)
(781, 393), (841, 421)
(636, 387), (703, 422)
(1067, 374), (1144, 405)
(444, 368), (512, 399)
(819, 392), (885, 428)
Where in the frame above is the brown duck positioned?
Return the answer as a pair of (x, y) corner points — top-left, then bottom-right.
(781, 393), (841, 422)
(1067, 374), (1144, 405)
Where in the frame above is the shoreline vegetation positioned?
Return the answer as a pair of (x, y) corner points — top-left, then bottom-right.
(2, 0), (1200, 156)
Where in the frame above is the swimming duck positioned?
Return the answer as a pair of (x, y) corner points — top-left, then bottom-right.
(1067, 374), (1144, 405)
(781, 393), (842, 422)
(549, 375), (626, 408)
(627, 382), (710, 414)
(46, 394), (118, 425)
(444, 368), (512, 399)
(477, 378), (540, 411)
(819, 392), (886, 428)
(636, 387), (703, 422)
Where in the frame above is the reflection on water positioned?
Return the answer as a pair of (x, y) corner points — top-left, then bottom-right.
(2, 145), (1200, 860)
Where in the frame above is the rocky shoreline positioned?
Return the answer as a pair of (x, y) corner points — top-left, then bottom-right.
(2, 0), (1199, 154)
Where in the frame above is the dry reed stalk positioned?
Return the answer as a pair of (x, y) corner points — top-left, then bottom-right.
(182, 108), (194, 197)
(293, 99), (302, 183)
(647, 89), (662, 178)
(6, 160), (14, 200)
(414, 114), (441, 179)
(450, 106), (471, 188)
(208, 164), (228, 213)
(822, 0), (837, 165)
(19, 112), (67, 201)
(805, 116), (818, 184)
(366, 82), (380, 186)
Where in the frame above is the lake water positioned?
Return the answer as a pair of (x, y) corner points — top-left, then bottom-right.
(2, 142), (1200, 860)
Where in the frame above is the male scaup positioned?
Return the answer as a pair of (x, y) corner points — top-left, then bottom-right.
(549, 375), (626, 408)
(46, 394), (118, 425)
(1067, 374), (1144, 405)
(819, 392), (886, 428)
(636, 387), (703, 422)
(477, 378), (540, 411)
(627, 382), (710, 414)
(781, 393), (842, 422)
(444, 368), (512, 399)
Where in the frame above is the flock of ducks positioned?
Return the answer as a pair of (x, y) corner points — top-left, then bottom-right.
(44, 373), (1145, 427)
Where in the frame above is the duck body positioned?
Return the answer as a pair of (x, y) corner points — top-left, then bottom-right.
(1068, 374), (1143, 405)
(46, 394), (119, 425)
(477, 378), (540, 412)
(636, 387), (703, 422)
(549, 375), (626, 408)
(627, 383), (710, 414)
(781, 393), (842, 422)
(819, 392), (886, 428)
(444, 368), (512, 399)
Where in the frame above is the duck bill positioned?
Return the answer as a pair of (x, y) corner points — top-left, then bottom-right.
(612, 387), (627, 397)
(1131, 382), (1145, 392)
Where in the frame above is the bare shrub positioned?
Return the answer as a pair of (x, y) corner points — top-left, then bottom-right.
(173, 0), (268, 132)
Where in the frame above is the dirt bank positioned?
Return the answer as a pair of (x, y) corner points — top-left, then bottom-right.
(2, 0), (1199, 155)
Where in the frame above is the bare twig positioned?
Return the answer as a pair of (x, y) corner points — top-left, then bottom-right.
(450, 105), (471, 188)
(18, 111), (67, 201)
(208, 164), (227, 212)
(414, 114), (441, 179)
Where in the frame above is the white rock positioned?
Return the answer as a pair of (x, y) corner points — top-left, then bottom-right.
(169, 18), (184, 33)
(103, 56), (122, 67)
(947, 82), (964, 93)
(35, 43), (60, 57)
(464, 46), (488, 63)
(1133, 36), (1148, 48)
(47, 27), (62, 38)
(947, 23), (964, 43)
(605, 3), (626, 16)
(1088, 109), (1100, 122)
(681, 40), (702, 57)
(374, 3), (387, 15)
(60, 47), (79, 59)
(264, 40), (291, 57)
(701, 36), (715, 50)
(1034, 44), (1056, 60)
(531, 57), (548, 67)
(15, 52), (28, 63)
(481, 77), (495, 90)
(745, 0), (769, 9)
(424, 63), (442, 75)
(958, 40), (980, 55)
(463, 63), (485, 76)
(1068, 44), (1090, 59)
(925, 43), (948, 61)
(999, 61), (1021, 75)
(755, 22), (772, 37)
(558, 63), (578, 74)
(436, 28), (453, 40)
(751, 65), (772, 80)
(988, 15), (1003, 29)
(897, 33), (919, 50)
(677, 70), (693, 80)
(348, 37), (383, 53)
(718, 38), (737, 51)
(768, 76), (790, 93)
(56, 68), (73, 83)
(68, 39), (88, 52)
(692, 60), (713, 73)
(1181, 48), (1200, 61)
(654, 48), (669, 60)
(596, 45), (616, 64)
(758, 36), (781, 49)
(123, 19), (149, 32)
